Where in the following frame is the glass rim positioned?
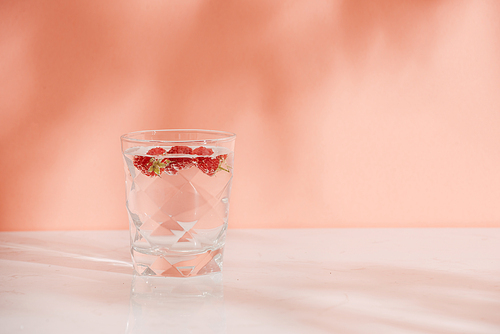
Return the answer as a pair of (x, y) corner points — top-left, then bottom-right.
(120, 129), (236, 144)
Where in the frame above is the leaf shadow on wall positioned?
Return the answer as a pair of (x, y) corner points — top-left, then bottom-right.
(150, 0), (445, 168)
(0, 1), (139, 230)
(0, 0), (449, 230)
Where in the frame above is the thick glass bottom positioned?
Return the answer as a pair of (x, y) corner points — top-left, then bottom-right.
(131, 246), (224, 277)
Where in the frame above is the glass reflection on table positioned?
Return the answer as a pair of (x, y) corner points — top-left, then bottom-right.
(126, 273), (225, 334)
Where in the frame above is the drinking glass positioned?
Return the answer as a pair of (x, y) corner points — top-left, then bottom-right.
(121, 129), (236, 277)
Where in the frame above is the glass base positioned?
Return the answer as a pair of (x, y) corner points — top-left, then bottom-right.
(131, 247), (224, 277)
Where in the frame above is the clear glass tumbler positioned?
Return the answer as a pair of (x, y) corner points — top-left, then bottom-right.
(120, 129), (236, 277)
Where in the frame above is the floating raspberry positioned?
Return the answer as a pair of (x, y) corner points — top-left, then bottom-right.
(165, 145), (194, 173)
(133, 156), (151, 175)
(195, 154), (230, 176)
(167, 146), (192, 155)
(132, 147), (170, 176)
(161, 159), (179, 175)
(195, 157), (218, 176)
(193, 146), (214, 156)
(147, 147), (167, 156)
(133, 155), (170, 177)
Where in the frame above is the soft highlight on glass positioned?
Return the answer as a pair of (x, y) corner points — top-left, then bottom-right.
(121, 129), (236, 277)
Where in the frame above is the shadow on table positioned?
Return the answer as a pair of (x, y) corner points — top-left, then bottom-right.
(0, 231), (132, 274)
(224, 260), (500, 333)
(0, 231), (227, 333)
(126, 273), (226, 334)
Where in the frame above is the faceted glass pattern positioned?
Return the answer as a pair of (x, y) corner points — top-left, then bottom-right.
(124, 155), (233, 277)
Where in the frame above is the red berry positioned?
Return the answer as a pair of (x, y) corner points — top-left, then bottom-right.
(133, 156), (150, 175)
(132, 147), (169, 177)
(193, 146), (214, 156)
(195, 157), (219, 176)
(167, 146), (192, 154)
(133, 156), (168, 177)
(165, 146), (193, 173)
(193, 146), (218, 176)
(195, 154), (230, 176)
(165, 158), (192, 174)
(162, 158), (180, 175)
(147, 147), (167, 155)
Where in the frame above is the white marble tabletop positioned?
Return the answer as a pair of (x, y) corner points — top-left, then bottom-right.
(0, 229), (499, 334)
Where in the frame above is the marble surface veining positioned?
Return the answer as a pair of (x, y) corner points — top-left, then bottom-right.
(0, 229), (499, 334)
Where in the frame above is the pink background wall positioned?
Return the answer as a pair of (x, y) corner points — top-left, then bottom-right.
(1, 0), (499, 231)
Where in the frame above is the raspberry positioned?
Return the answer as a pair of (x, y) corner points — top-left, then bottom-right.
(147, 147), (167, 156)
(195, 155), (230, 176)
(165, 145), (194, 173)
(195, 157), (219, 176)
(133, 156), (151, 175)
(133, 147), (169, 176)
(133, 155), (169, 177)
(192, 146), (214, 156)
(167, 146), (192, 155)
